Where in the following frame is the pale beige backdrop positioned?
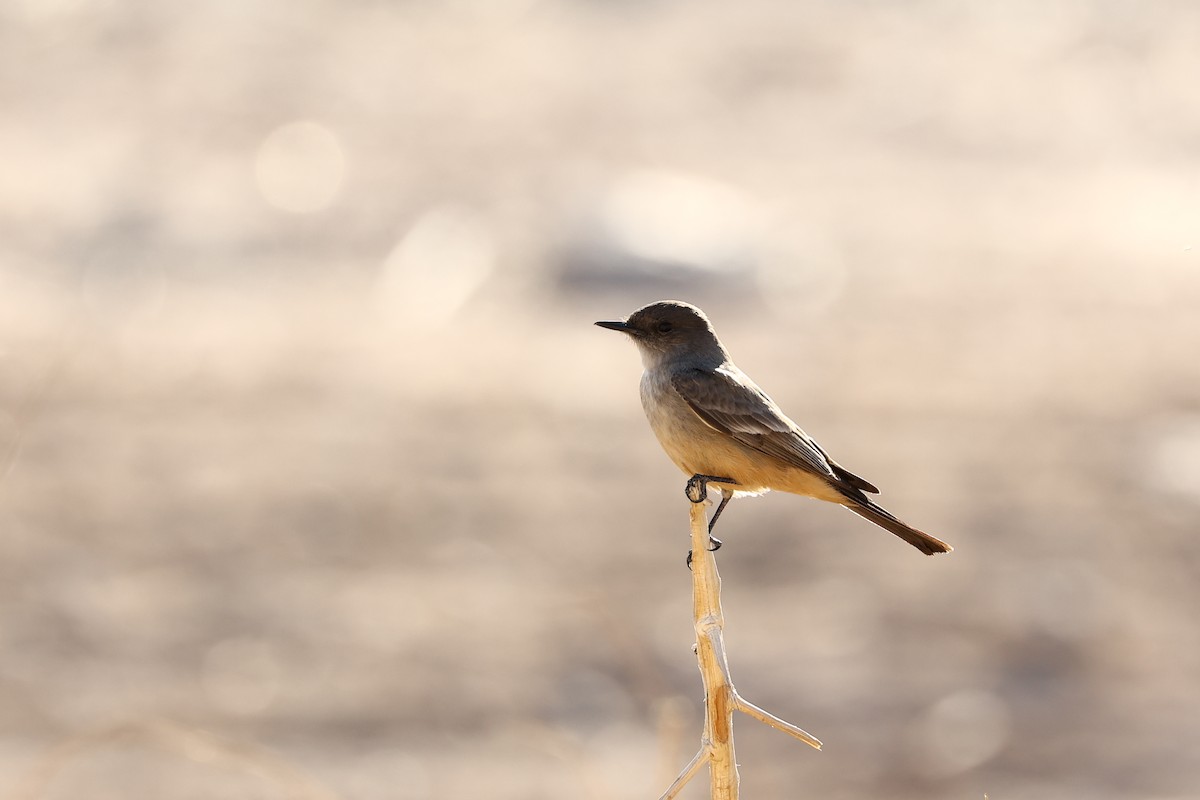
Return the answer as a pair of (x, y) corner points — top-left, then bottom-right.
(2, 1), (1199, 798)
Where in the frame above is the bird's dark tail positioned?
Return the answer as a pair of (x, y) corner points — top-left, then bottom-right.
(842, 497), (952, 555)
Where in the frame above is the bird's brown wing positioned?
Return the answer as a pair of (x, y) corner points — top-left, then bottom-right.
(670, 365), (847, 485)
(673, 366), (948, 555)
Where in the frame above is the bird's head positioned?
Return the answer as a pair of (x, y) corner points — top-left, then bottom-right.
(595, 300), (727, 368)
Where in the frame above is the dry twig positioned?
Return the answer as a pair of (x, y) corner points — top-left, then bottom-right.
(659, 477), (821, 800)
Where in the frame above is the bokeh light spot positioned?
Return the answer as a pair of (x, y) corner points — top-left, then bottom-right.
(1143, 414), (1200, 501)
(910, 689), (1011, 777)
(253, 121), (345, 214)
(375, 204), (495, 326)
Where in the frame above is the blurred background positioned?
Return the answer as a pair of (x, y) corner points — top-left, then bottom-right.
(2, 1), (1199, 798)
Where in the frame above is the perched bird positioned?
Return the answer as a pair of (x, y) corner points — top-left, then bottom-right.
(596, 300), (951, 556)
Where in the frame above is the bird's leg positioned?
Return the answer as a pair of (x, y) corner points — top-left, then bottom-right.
(706, 488), (732, 551)
(684, 474), (738, 567)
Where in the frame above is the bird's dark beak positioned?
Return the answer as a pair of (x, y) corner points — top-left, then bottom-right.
(595, 320), (635, 334)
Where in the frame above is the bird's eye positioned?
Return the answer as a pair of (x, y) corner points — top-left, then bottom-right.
(657, 321), (673, 333)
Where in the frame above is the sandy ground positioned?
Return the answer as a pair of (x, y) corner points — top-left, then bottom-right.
(2, 2), (1200, 798)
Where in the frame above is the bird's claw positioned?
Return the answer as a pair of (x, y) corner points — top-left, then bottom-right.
(685, 473), (738, 504)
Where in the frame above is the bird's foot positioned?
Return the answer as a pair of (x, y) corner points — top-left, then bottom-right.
(685, 473), (738, 504)
(685, 475), (737, 570)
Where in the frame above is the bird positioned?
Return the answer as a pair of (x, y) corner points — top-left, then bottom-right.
(595, 300), (951, 556)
